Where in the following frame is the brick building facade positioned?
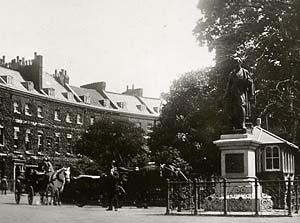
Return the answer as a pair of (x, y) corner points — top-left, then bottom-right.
(0, 53), (161, 189)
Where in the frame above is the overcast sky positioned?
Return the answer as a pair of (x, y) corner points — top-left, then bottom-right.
(0, 0), (214, 98)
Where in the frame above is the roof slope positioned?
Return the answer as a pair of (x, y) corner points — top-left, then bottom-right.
(70, 85), (108, 108)
(252, 126), (299, 149)
(0, 66), (40, 95)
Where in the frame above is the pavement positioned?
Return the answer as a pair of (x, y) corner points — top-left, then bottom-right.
(0, 193), (300, 223)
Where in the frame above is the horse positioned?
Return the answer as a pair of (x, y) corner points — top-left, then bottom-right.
(47, 167), (71, 205)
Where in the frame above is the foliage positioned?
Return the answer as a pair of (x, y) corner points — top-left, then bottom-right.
(194, 0), (300, 143)
(68, 156), (103, 176)
(149, 70), (221, 176)
(75, 116), (149, 172)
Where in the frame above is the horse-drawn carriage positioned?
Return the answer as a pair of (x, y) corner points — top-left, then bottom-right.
(15, 164), (71, 205)
(62, 174), (126, 207)
(15, 164), (49, 205)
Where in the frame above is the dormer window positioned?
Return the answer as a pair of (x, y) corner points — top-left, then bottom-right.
(13, 101), (20, 114)
(44, 88), (55, 97)
(22, 81), (34, 91)
(1, 75), (13, 84)
(117, 102), (127, 109)
(54, 110), (61, 121)
(99, 99), (109, 107)
(80, 95), (91, 104)
(137, 104), (146, 111)
(62, 92), (73, 100)
(25, 103), (32, 116)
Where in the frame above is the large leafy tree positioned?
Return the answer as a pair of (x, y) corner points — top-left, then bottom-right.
(149, 70), (222, 176)
(75, 116), (149, 171)
(194, 0), (300, 143)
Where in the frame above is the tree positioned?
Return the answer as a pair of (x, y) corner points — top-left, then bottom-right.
(149, 70), (221, 176)
(194, 0), (300, 143)
(75, 116), (149, 171)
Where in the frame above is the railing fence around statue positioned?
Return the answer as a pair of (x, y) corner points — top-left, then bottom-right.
(166, 177), (300, 216)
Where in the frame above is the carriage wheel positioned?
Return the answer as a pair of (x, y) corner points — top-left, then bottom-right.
(28, 186), (34, 205)
(15, 190), (21, 204)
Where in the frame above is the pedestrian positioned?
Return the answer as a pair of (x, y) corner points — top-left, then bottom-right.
(1, 176), (8, 195)
(106, 161), (120, 211)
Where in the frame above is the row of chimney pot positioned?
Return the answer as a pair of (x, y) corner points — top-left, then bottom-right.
(0, 52), (40, 67)
(54, 69), (68, 77)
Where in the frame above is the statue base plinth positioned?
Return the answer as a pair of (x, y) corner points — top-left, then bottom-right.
(203, 180), (273, 212)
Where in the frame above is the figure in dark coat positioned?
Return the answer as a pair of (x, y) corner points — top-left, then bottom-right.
(106, 163), (120, 211)
(1, 176), (8, 195)
(224, 57), (255, 131)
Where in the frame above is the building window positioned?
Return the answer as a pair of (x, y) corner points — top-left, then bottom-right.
(137, 104), (146, 111)
(77, 114), (83, 124)
(117, 102), (127, 109)
(66, 113), (72, 123)
(265, 146), (280, 171)
(37, 106), (43, 118)
(13, 101), (20, 114)
(37, 132), (43, 151)
(55, 133), (60, 150)
(0, 125), (3, 145)
(54, 110), (61, 121)
(25, 129), (31, 150)
(147, 122), (153, 132)
(90, 116), (95, 125)
(66, 133), (72, 151)
(25, 103), (32, 116)
(46, 137), (52, 149)
(13, 127), (20, 148)
(136, 122), (142, 128)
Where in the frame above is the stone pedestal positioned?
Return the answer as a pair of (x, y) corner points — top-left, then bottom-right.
(203, 132), (273, 212)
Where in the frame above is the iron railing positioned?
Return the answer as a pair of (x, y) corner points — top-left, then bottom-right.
(166, 178), (300, 216)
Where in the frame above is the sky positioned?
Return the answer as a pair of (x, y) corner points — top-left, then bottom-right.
(0, 0), (214, 98)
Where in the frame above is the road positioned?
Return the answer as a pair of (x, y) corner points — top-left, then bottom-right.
(0, 193), (299, 223)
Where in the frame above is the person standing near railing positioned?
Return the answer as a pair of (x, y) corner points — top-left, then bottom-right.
(1, 176), (8, 195)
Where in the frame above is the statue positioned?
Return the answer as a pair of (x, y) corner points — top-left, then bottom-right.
(224, 57), (255, 132)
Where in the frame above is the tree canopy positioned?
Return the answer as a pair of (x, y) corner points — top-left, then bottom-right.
(75, 116), (149, 171)
(149, 70), (221, 176)
(194, 0), (300, 143)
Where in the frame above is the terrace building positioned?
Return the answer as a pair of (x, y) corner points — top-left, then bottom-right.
(0, 53), (161, 188)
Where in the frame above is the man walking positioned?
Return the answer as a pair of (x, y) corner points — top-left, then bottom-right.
(107, 161), (120, 211)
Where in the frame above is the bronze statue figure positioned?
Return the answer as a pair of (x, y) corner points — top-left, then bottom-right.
(224, 57), (255, 132)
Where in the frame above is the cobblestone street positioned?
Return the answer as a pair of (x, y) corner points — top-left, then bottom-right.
(0, 193), (299, 223)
